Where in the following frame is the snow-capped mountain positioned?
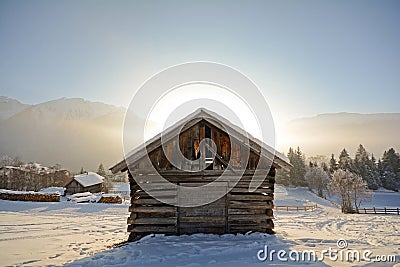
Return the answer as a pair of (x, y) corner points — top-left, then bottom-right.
(0, 96), (30, 120)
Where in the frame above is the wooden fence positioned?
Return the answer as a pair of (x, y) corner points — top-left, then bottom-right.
(274, 204), (317, 211)
(357, 207), (400, 215)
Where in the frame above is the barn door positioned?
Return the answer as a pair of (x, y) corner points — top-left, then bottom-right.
(177, 182), (228, 235)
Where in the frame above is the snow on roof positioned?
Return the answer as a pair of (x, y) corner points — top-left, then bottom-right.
(110, 108), (292, 173)
(39, 187), (65, 195)
(73, 172), (104, 187)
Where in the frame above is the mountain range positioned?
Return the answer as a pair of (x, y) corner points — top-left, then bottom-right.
(0, 97), (128, 172)
(0, 96), (399, 171)
(282, 112), (400, 158)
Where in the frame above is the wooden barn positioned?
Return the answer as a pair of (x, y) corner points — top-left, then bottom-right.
(65, 172), (104, 195)
(110, 108), (291, 241)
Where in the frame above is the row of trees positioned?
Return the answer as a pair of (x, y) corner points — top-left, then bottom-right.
(276, 145), (400, 213)
(277, 145), (400, 191)
(0, 155), (24, 168)
(329, 146), (400, 191)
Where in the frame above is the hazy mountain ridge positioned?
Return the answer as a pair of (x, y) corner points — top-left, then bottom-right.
(6, 98), (124, 122)
(0, 96), (30, 120)
(284, 112), (400, 157)
(1, 97), (399, 171)
(0, 97), (129, 171)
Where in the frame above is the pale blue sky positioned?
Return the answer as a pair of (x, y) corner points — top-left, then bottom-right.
(1, 0), (399, 123)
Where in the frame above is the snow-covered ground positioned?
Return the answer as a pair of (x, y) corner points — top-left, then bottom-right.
(360, 190), (400, 208)
(273, 187), (400, 266)
(0, 200), (129, 266)
(1, 187), (399, 266)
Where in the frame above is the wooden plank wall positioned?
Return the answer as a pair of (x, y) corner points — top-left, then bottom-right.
(127, 178), (178, 238)
(139, 120), (269, 172)
(127, 169), (275, 240)
(227, 176), (274, 233)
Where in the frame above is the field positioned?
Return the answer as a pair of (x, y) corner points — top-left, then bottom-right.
(0, 188), (399, 266)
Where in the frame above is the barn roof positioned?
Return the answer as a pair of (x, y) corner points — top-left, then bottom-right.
(73, 172), (104, 187)
(110, 108), (291, 173)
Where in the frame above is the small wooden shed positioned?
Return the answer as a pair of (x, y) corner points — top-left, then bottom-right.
(110, 109), (291, 241)
(65, 172), (104, 195)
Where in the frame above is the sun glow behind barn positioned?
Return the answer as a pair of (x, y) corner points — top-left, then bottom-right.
(143, 83), (273, 146)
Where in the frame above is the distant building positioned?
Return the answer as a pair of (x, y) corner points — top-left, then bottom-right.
(0, 163), (71, 191)
(65, 172), (104, 195)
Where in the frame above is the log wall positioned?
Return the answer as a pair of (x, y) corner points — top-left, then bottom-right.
(127, 169), (275, 241)
(124, 118), (278, 241)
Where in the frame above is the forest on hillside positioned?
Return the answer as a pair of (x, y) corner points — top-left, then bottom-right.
(276, 145), (400, 192)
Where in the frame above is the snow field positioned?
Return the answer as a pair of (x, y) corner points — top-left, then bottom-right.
(0, 187), (399, 266)
(0, 201), (129, 266)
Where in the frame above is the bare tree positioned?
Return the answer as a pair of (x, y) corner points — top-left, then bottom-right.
(328, 169), (371, 213)
(305, 166), (329, 197)
(0, 155), (14, 167)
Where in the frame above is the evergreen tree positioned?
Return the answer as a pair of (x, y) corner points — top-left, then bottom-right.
(338, 148), (353, 171)
(353, 144), (380, 190)
(380, 148), (400, 191)
(329, 154), (338, 174)
(321, 162), (329, 172)
(97, 163), (107, 177)
(287, 147), (307, 186)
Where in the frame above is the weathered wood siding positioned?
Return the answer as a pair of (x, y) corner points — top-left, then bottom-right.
(127, 119), (276, 240)
(134, 120), (271, 171)
(128, 169), (275, 239)
(65, 180), (103, 195)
